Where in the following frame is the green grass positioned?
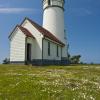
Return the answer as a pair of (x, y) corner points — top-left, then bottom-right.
(0, 64), (100, 100)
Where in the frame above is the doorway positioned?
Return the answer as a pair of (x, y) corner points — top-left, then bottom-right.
(27, 43), (31, 61)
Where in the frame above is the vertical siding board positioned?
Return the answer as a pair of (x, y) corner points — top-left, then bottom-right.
(10, 29), (26, 62)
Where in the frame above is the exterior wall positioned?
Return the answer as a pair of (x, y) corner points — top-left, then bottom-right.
(43, 39), (61, 60)
(26, 37), (36, 60)
(43, 7), (65, 42)
(22, 20), (43, 59)
(43, 6), (67, 58)
(10, 28), (26, 62)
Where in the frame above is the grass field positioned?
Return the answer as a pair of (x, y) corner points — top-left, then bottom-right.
(0, 64), (100, 100)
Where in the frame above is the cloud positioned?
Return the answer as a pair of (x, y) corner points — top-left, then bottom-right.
(67, 8), (92, 16)
(0, 8), (38, 14)
(0, 5), (4, 7)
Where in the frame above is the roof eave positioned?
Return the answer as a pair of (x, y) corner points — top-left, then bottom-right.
(44, 36), (65, 47)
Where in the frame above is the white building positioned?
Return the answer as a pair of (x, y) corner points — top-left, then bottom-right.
(9, 0), (68, 65)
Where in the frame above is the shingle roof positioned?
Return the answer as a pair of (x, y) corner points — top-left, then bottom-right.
(18, 25), (35, 39)
(26, 18), (65, 46)
(9, 25), (35, 39)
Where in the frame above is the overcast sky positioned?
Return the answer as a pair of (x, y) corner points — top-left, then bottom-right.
(0, 0), (100, 63)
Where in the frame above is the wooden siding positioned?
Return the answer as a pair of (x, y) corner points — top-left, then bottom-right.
(10, 29), (26, 61)
(43, 39), (61, 60)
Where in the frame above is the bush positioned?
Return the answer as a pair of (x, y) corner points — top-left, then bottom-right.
(68, 55), (81, 64)
(3, 58), (10, 64)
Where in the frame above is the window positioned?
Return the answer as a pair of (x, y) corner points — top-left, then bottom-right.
(48, 0), (50, 5)
(57, 45), (59, 57)
(48, 42), (50, 56)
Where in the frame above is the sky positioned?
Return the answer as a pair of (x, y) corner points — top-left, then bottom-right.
(0, 0), (100, 64)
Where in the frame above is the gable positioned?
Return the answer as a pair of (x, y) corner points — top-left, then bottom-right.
(21, 18), (65, 46)
(21, 19), (43, 39)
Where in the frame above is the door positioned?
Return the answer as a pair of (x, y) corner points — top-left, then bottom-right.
(27, 43), (31, 61)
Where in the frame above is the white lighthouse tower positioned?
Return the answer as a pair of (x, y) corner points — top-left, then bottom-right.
(42, 0), (68, 58)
